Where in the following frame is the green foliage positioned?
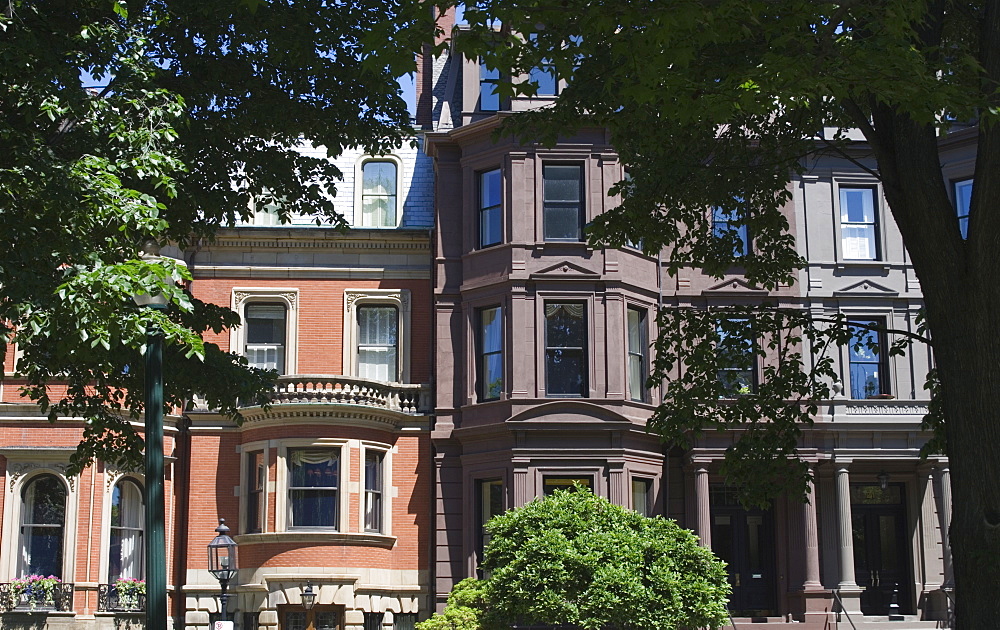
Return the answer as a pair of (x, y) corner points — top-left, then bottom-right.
(480, 488), (730, 630)
(416, 579), (485, 630)
(0, 0), (436, 473)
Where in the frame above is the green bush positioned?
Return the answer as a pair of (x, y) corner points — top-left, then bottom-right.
(416, 578), (485, 630)
(480, 487), (730, 630)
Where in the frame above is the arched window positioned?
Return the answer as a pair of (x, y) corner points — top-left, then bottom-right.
(360, 161), (398, 227)
(109, 478), (145, 581)
(20, 474), (66, 577)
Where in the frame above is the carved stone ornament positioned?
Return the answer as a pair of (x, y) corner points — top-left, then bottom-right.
(8, 462), (76, 491)
(346, 291), (406, 312)
(234, 291), (298, 311)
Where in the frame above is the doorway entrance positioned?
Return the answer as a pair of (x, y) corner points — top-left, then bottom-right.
(851, 483), (912, 616)
(279, 605), (342, 630)
(710, 486), (777, 616)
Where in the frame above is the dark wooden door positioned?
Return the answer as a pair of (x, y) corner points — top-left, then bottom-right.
(852, 483), (911, 616)
(711, 487), (776, 616)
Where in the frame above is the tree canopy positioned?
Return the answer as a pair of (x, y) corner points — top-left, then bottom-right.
(420, 488), (730, 630)
(457, 0), (999, 626)
(0, 0), (434, 473)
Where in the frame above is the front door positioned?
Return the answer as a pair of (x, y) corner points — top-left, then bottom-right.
(280, 605), (343, 630)
(851, 483), (911, 616)
(711, 486), (777, 616)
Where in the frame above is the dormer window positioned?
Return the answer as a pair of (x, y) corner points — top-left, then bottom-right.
(360, 160), (398, 227)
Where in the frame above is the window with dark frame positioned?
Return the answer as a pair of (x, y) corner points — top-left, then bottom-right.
(479, 169), (502, 247)
(954, 178), (972, 240)
(393, 614), (417, 630)
(627, 307), (648, 402)
(480, 61), (500, 111)
(363, 612), (384, 630)
(476, 479), (504, 574)
(357, 305), (399, 382)
(109, 478), (144, 582)
(478, 306), (503, 401)
(632, 478), (653, 517)
(847, 318), (889, 399)
(287, 449), (339, 529)
(360, 161), (397, 227)
(839, 186), (880, 260)
(364, 451), (384, 533)
(545, 302), (587, 397)
(716, 318), (757, 396)
(542, 476), (594, 495)
(712, 205), (750, 257)
(543, 164), (584, 241)
(245, 303), (287, 373)
(245, 451), (265, 534)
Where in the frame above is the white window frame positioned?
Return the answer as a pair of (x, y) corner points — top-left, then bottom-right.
(230, 288), (299, 376)
(360, 442), (393, 536)
(832, 178), (886, 263)
(343, 290), (411, 384)
(239, 443), (270, 535)
(353, 154), (404, 228)
(274, 440), (350, 533)
(0, 456), (80, 582)
(100, 473), (145, 584)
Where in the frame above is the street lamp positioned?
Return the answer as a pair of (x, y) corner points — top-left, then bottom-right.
(301, 582), (317, 611)
(134, 241), (168, 630)
(208, 519), (239, 622)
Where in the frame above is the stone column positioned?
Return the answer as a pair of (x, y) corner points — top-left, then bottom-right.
(695, 467), (712, 548)
(803, 471), (822, 589)
(835, 464), (862, 614)
(936, 466), (954, 589)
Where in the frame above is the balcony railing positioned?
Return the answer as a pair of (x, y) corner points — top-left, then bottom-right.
(190, 375), (432, 415)
(269, 375), (431, 414)
(0, 582), (74, 612)
(97, 583), (145, 612)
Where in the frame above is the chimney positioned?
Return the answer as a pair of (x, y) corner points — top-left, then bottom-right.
(415, 5), (456, 129)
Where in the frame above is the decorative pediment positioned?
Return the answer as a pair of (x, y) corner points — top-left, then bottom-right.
(529, 261), (601, 280)
(702, 277), (768, 296)
(833, 279), (899, 297)
(506, 400), (632, 426)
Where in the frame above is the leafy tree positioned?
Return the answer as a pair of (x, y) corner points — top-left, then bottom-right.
(456, 0), (998, 626)
(0, 0), (434, 473)
(479, 488), (730, 630)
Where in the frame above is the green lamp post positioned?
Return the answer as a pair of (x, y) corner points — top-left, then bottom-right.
(134, 241), (168, 630)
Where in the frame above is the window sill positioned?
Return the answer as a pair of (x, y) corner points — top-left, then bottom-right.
(234, 531), (396, 548)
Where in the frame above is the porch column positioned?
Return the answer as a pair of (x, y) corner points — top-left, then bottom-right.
(695, 466), (712, 548)
(803, 470), (822, 588)
(936, 466), (954, 589)
(835, 465), (858, 590)
(834, 464), (862, 614)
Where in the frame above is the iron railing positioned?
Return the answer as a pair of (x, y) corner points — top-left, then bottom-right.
(0, 582), (74, 612)
(97, 583), (145, 612)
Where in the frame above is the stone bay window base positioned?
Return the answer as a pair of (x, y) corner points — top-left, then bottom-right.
(184, 570), (425, 630)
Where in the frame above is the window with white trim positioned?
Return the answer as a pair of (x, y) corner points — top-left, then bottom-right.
(20, 474), (66, 577)
(287, 449), (340, 529)
(627, 307), (648, 403)
(363, 450), (384, 533)
(245, 303), (287, 373)
(839, 186), (880, 260)
(344, 290), (411, 384)
(357, 305), (399, 382)
(245, 451), (266, 534)
(360, 161), (398, 227)
(109, 478), (144, 582)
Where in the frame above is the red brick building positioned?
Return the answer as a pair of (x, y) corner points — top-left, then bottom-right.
(0, 144), (435, 630)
